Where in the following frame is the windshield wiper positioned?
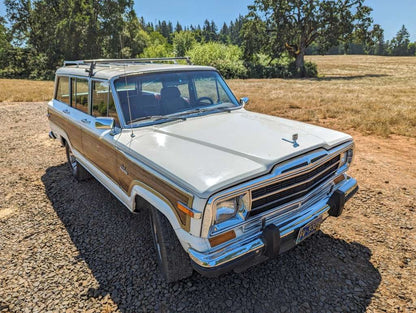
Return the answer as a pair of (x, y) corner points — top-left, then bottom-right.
(129, 115), (187, 125)
(201, 103), (236, 113)
(128, 115), (165, 124)
(152, 115), (187, 122)
(162, 104), (236, 119)
(127, 104), (238, 125)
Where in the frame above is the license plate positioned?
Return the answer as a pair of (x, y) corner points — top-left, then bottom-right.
(296, 216), (323, 244)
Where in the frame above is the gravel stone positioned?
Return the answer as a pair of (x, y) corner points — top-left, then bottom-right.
(0, 102), (415, 312)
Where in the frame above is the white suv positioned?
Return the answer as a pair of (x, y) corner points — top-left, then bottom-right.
(48, 57), (358, 282)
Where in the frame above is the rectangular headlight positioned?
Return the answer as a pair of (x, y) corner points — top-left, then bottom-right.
(340, 148), (354, 167)
(214, 192), (250, 224)
(215, 198), (238, 224)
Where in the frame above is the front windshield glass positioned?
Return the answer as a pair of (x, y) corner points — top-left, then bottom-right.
(113, 70), (239, 126)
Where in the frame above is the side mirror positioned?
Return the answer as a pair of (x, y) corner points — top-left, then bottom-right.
(240, 97), (249, 106)
(95, 117), (115, 130)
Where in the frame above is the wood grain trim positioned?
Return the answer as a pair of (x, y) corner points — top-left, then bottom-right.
(48, 108), (82, 152)
(118, 152), (193, 231)
(82, 128), (118, 180)
(49, 106), (194, 231)
(131, 181), (191, 232)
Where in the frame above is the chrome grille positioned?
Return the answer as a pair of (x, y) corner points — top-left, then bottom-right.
(250, 154), (341, 216)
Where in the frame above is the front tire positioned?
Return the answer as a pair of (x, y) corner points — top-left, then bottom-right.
(65, 143), (91, 181)
(149, 206), (193, 282)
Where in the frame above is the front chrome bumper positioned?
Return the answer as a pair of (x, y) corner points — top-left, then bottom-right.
(189, 176), (358, 275)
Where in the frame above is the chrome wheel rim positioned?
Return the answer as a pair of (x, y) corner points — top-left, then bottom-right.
(151, 214), (162, 260)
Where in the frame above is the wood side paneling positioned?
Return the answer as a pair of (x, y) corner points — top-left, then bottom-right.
(117, 153), (192, 230)
(48, 109), (82, 152)
(82, 129), (118, 181)
(49, 108), (193, 231)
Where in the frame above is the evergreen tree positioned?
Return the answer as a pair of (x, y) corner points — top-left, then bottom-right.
(210, 20), (218, 41)
(219, 22), (230, 44)
(202, 19), (211, 42)
(390, 25), (410, 56)
(0, 17), (12, 71)
(4, 0), (147, 78)
(370, 24), (385, 55)
(229, 16), (244, 46)
(175, 21), (183, 33)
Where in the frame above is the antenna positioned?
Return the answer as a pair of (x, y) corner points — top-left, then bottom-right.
(123, 64), (135, 138)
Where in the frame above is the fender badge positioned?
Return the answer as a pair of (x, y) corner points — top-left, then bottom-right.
(282, 133), (299, 148)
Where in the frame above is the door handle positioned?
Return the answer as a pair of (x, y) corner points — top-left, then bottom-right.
(120, 165), (128, 175)
(81, 118), (91, 124)
(63, 109), (70, 114)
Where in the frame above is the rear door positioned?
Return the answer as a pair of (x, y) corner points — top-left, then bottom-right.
(81, 79), (120, 182)
(49, 76), (83, 153)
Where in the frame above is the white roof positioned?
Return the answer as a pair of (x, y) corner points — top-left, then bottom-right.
(56, 63), (215, 80)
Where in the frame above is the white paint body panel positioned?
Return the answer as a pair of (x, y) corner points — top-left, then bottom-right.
(117, 108), (352, 198)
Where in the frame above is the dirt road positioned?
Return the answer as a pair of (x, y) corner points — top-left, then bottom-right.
(0, 102), (415, 312)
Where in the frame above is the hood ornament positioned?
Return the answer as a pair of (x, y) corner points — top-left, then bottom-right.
(282, 133), (299, 148)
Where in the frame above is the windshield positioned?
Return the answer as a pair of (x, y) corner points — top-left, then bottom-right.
(113, 70), (240, 126)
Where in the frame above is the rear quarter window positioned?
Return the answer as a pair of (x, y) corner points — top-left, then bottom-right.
(55, 76), (70, 105)
(71, 78), (89, 114)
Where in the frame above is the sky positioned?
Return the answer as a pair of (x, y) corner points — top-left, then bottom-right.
(136, 0), (416, 41)
(1, 0), (415, 41)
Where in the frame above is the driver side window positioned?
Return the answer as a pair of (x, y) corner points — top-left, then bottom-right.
(194, 77), (228, 104)
(92, 80), (120, 126)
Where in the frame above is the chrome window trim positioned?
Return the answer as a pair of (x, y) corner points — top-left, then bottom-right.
(109, 77), (127, 128)
(201, 141), (354, 237)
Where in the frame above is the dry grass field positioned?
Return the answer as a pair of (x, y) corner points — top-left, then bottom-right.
(1, 55), (416, 137)
(0, 78), (55, 102)
(231, 55), (416, 138)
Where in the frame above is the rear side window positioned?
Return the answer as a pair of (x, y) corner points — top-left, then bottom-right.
(71, 78), (89, 114)
(55, 76), (70, 104)
(92, 81), (119, 125)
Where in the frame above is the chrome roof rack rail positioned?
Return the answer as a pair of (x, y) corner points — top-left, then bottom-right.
(63, 57), (192, 67)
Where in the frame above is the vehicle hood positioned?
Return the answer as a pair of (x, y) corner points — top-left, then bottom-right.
(118, 109), (352, 198)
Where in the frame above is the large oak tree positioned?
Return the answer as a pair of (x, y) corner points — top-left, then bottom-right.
(242, 0), (373, 76)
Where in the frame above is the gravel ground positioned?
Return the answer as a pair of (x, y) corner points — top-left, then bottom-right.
(0, 102), (415, 313)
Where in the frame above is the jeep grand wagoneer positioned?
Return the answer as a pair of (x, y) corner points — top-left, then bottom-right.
(48, 57), (358, 282)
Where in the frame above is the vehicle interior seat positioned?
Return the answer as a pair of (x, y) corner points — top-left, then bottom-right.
(118, 90), (161, 123)
(160, 86), (190, 115)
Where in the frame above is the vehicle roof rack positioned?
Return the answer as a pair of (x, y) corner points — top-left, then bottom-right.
(63, 57), (192, 67)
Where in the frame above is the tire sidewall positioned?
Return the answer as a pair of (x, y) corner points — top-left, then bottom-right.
(149, 208), (164, 270)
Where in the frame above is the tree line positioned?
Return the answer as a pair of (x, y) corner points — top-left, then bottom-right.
(1, 0), (415, 80)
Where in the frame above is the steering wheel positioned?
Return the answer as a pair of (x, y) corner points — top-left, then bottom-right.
(196, 96), (214, 106)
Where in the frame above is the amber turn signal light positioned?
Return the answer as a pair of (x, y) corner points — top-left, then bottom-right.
(209, 230), (236, 247)
(177, 202), (195, 218)
(333, 174), (345, 185)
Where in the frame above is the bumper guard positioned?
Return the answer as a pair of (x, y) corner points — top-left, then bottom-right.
(189, 176), (358, 276)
